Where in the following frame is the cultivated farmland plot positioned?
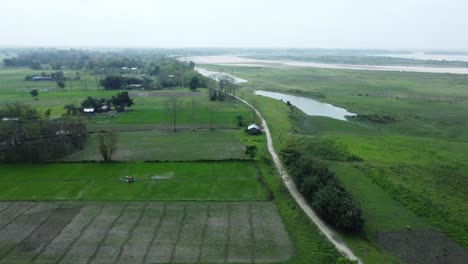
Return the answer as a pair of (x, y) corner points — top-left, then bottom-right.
(0, 202), (293, 264)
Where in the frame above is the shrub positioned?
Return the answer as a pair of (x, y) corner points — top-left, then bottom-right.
(280, 138), (365, 233)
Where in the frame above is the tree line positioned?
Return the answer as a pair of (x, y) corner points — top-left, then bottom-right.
(5, 49), (209, 91)
(280, 137), (364, 233)
(0, 103), (87, 162)
(64, 91), (134, 115)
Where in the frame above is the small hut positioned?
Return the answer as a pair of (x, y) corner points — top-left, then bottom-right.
(247, 124), (262, 135)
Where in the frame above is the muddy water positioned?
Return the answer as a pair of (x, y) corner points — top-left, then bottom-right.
(195, 67), (248, 83)
(376, 52), (468, 62)
(181, 55), (468, 75)
(254, 90), (355, 121)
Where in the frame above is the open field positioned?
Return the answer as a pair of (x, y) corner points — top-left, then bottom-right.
(0, 65), (344, 263)
(0, 201), (293, 264)
(0, 68), (253, 127)
(201, 64), (468, 261)
(65, 130), (247, 161)
(0, 162), (267, 201)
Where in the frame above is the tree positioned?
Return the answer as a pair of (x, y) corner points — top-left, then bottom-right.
(189, 76), (201, 91)
(57, 80), (66, 90)
(166, 96), (179, 132)
(235, 114), (244, 127)
(44, 109), (52, 118)
(64, 104), (80, 116)
(245, 145), (258, 159)
(188, 61), (196, 70)
(30, 89), (39, 100)
(31, 61), (41, 70)
(191, 98), (196, 131)
(97, 130), (119, 162)
(0, 103), (86, 162)
(111, 92), (134, 112)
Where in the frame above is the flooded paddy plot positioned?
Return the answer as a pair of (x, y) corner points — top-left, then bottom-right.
(0, 202), (293, 264)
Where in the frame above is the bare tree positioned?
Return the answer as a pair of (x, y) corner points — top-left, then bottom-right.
(97, 130), (119, 162)
(166, 96), (179, 132)
(191, 98), (196, 131)
(208, 103), (218, 131)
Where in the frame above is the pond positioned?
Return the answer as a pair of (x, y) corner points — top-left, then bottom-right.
(254, 90), (356, 121)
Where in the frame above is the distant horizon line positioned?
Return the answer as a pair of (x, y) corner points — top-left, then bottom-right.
(1, 45), (468, 52)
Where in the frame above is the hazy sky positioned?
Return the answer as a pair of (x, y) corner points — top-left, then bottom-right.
(1, 0), (467, 49)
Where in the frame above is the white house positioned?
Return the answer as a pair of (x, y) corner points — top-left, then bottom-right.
(83, 108), (95, 113)
(247, 124), (262, 135)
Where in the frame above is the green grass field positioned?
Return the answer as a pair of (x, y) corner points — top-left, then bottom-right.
(65, 130), (248, 161)
(0, 68), (253, 127)
(203, 64), (468, 261)
(0, 162), (267, 201)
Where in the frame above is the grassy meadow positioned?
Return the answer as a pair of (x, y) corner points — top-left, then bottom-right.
(0, 162), (267, 201)
(0, 68), (253, 128)
(203, 64), (468, 262)
(65, 130), (248, 161)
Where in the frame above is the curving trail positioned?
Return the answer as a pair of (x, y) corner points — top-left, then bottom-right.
(235, 95), (362, 263)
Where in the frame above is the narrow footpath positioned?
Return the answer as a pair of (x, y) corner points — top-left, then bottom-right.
(235, 95), (362, 263)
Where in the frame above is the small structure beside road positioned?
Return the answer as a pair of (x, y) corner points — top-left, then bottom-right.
(247, 123), (262, 135)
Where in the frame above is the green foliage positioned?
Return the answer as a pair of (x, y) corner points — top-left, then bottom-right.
(336, 257), (358, 264)
(56, 80), (66, 89)
(0, 103), (87, 162)
(349, 114), (395, 123)
(81, 96), (108, 109)
(281, 139), (364, 233)
(235, 114), (245, 127)
(44, 108), (51, 118)
(100, 75), (142, 90)
(64, 103), (80, 116)
(189, 75), (202, 91)
(30, 89), (39, 100)
(245, 145), (258, 159)
(31, 60), (41, 70)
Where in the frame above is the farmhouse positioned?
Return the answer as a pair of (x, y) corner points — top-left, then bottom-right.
(83, 108), (95, 113)
(56, 130), (72, 135)
(129, 84), (142, 88)
(247, 124), (262, 135)
(31, 76), (52, 81)
(100, 105), (109, 112)
(1, 117), (19, 121)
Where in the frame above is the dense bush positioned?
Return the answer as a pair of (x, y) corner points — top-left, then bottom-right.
(282, 137), (362, 162)
(0, 103), (87, 162)
(280, 138), (364, 233)
(100, 75), (143, 90)
(349, 113), (395, 124)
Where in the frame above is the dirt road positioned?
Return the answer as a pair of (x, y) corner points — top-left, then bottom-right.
(235, 95), (362, 263)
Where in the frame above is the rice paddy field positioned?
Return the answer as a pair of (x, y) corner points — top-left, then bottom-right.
(0, 201), (293, 264)
(0, 162), (267, 201)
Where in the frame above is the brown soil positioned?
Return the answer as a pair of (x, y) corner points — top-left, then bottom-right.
(378, 230), (468, 264)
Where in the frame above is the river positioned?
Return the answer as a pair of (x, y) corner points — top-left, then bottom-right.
(181, 55), (468, 75)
